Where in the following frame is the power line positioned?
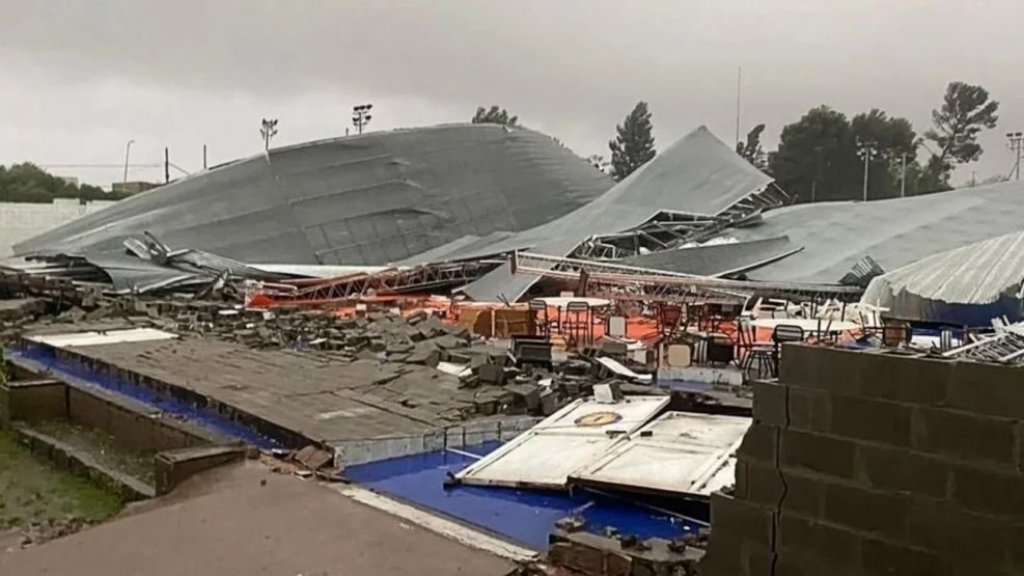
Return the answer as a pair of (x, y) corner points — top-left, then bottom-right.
(36, 163), (163, 169)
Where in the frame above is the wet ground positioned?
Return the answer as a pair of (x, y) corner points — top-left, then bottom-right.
(0, 429), (122, 548)
(30, 420), (156, 485)
(0, 461), (514, 576)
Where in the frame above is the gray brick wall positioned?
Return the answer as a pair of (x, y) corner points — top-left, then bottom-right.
(701, 344), (1024, 576)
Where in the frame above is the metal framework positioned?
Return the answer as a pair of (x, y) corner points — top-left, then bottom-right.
(571, 183), (792, 260)
(250, 261), (494, 306)
(512, 251), (862, 303)
(943, 329), (1024, 364)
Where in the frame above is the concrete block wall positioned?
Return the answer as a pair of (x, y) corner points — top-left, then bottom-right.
(700, 345), (1024, 576)
(0, 380), (67, 424)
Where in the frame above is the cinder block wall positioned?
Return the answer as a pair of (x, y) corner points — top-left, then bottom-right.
(700, 344), (1024, 576)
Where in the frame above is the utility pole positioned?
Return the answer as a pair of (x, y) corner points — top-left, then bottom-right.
(260, 118), (279, 151)
(164, 147), (170, 183)
(734, 67), (742, 147)
(203, 144), (208, 170)
(123, 139), (135, 183)
(352, 104), (373, 134)
(1008, 132), (1023, 180)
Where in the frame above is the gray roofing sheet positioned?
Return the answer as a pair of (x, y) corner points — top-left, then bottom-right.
(861, 230), (1024, 322)
(618, 237), (798, 276)
(725, 180), (1024, 283)
(425, 126), (774, 301)
(15, 124), (613, 266)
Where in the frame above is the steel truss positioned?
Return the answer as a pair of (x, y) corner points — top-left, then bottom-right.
(251, 261), (494, 306)
(512, 251), (861, 303)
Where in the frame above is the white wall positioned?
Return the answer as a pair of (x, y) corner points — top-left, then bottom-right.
(0, 199), (116, 257)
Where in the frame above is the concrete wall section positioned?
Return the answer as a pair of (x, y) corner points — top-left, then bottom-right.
(67, 387), (208, 453)
(0, 380), (67, 424)
(0, 199), (115, 257)
(701, 345), (1024, 576)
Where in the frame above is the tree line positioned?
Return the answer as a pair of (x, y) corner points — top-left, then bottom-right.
(0, 163), (131, 203)
(473, 80), (1003, 201)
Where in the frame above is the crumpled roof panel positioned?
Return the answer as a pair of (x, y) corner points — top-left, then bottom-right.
(618, 237), (799, 277)
(442, 126), (775, 301)
(861, 230), (1024, 324)
(726, 181), (1024, 284)
(15, 124), (613, 266)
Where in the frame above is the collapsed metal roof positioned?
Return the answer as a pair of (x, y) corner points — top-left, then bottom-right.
(419, 126), (776, 301)
(15, 124), (613, 267)
(861, 230), (1024, 325)
(722, 180), (1024, 283)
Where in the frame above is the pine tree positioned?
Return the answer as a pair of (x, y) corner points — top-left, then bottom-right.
(608, 101), (656, 180)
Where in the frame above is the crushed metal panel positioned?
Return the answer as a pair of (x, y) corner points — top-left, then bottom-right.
(454, 395), (670, 490)
(25, 328), (179, 348)
(570, 412), (751, 498)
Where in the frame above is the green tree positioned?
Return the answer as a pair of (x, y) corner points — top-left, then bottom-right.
(736, 124), (767, 170)
(851, 109), (919, 199)
(921, 81), (999, 190)
(769, 106), (859, 203)
(471, 106), (518, 127)
(0, 163), (129, 203)
(608, 101), (656, 180)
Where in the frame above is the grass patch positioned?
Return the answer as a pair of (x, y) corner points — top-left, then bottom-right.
(0, 428), (123, 528)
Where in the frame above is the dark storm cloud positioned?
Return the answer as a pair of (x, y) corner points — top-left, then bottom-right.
(1, 0), (1022, 185)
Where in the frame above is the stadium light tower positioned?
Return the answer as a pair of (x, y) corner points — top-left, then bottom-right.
(856, 141), (877, 202)
(1008, 132), (1023, 181)
(260, 118), (279, 151)
(352, 104), (373, 134)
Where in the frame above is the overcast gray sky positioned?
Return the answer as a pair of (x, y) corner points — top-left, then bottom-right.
(1, 0), (1021, 187)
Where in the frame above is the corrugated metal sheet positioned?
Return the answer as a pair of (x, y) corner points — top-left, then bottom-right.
(861, 230), (1024, 324)
(441, 126), (773, 301)
(15, 124), (613, 267)
(618, 236), (800, 276)
(725, 180), (1024, 283)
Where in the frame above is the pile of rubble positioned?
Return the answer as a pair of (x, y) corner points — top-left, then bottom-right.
(509, 517), (706, 576)
(6, 293), (663, 420)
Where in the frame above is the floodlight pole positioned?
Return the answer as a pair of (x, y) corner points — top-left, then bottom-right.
(123, 139), (135, 184)
(857, 143), (875, 202)
(352, 104), (373, 135)
(1009, 132), (1024, 181)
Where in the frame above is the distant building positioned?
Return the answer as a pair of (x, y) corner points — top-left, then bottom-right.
(111, 181), (159, 195)
(57, 175), (79, 187)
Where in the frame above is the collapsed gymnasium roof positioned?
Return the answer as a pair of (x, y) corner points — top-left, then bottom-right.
(15, 124), (613, 266)
(413, 126), (779, 301)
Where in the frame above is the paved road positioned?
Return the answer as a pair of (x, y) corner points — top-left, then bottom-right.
(1, 462), (513, 576)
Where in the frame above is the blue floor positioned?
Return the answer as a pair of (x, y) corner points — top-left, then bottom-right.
(344, 442), (704, 550)
(8, 345), (284, 449)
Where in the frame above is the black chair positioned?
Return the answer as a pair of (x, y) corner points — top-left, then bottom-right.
(565, 300), (593, 347)
(738, 318), (775, 379)
(770, 324), (806, 376)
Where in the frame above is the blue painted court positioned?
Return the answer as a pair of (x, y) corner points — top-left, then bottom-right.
(344, 442), (705, 550)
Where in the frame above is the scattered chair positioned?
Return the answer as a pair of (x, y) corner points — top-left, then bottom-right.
(564, 300), (593, 347)
(771, 324), (806, 376)
(738, 318), (775, 379)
